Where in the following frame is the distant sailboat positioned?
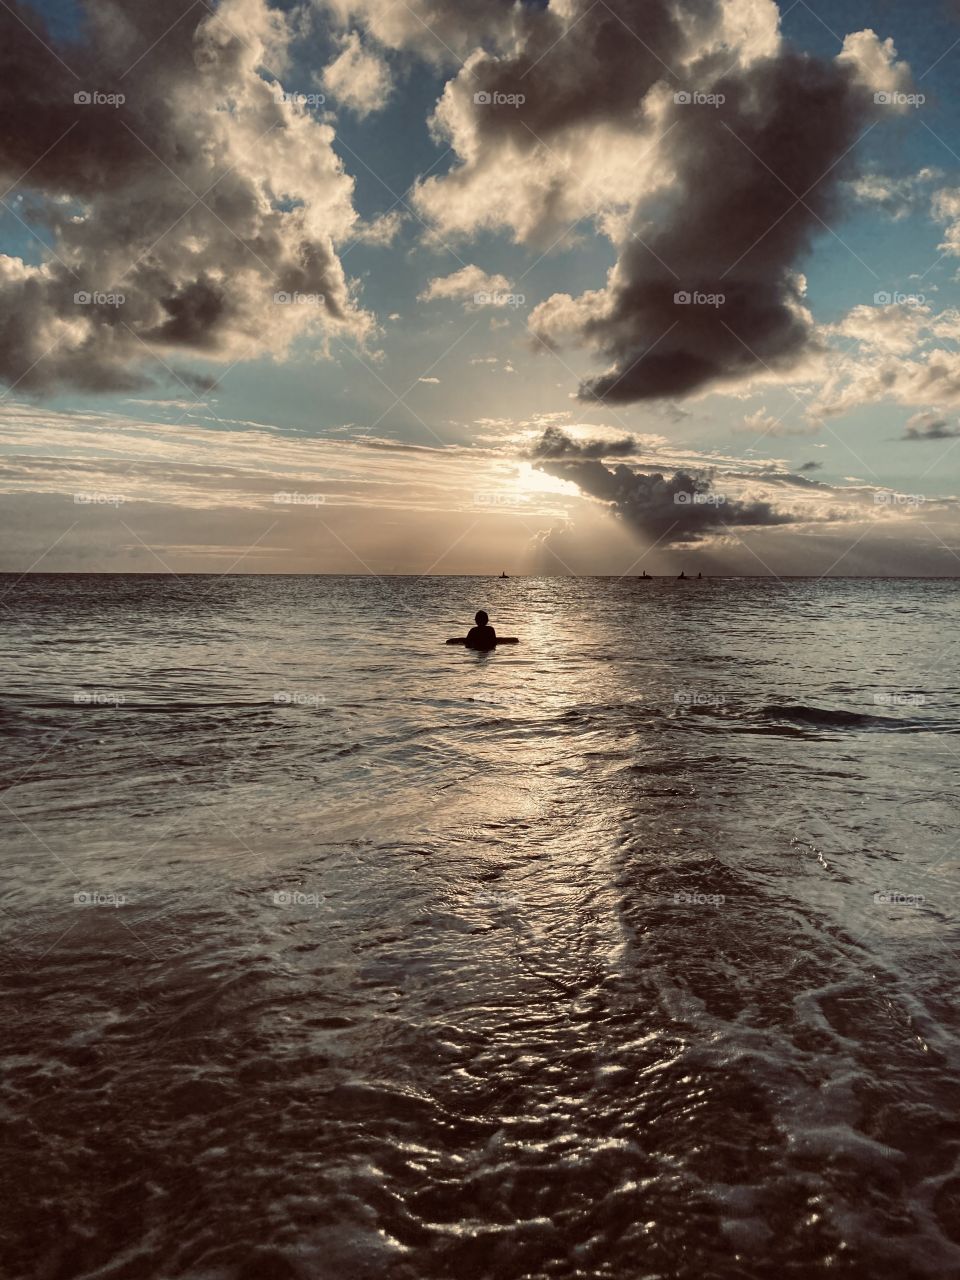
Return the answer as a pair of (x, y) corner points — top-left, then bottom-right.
(500, 571), (509, 579)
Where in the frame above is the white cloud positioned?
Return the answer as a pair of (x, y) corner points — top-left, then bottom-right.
(418, 265), (512, 305)
(321, 30), (392, 116)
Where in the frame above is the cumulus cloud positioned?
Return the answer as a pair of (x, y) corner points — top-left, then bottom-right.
(903, 411), (960, 440)
(932, 187), (960, 257)
(321, 30), (392, 116)
(397, 0), (911, 405)
(418, 264), (513, 305)
(530, 429), (799, 544)
(0, 0), (372, 394)
(847, 167), (941, 219)
(317, 0), (519, 63)
(739, 406), (819, 438)
(528, 425), (638, 460)
(812, 304), (960, 418)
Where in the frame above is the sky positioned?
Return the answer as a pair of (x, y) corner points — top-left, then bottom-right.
(4, 0), (960, 574)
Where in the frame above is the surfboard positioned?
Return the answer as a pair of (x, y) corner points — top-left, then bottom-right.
(446, 637), (519, 645)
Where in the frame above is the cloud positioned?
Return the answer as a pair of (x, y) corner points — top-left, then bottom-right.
(739, 406), (820, 438)
(401, 0), (910, 405)
(528, 425), (638, 460)
(933, 187), (960, 256)
(798, 460), (823, 471)
(321, 30), (392, 116)
(532, 454), (800, 545)
(418, 265), (512, 305)
(0, 0), (372, 395)
(903, 411), (960, 440)
(847, 167), (940, 219)
(810, 303), (960, 419)
(317, 0), (519, 64)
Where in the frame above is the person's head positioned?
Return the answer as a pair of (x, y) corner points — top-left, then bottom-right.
(475, 610), (489, 626)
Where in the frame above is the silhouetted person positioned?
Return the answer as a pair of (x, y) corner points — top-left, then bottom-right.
(697, 571), (702, 579)
(465, 610), (497, 650)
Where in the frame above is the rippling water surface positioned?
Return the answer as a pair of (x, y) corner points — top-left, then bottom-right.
(2, 573), (959, 1280)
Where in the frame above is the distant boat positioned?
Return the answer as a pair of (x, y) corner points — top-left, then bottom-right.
(500, 571), (509, 579)
(678, 571), (687, 580)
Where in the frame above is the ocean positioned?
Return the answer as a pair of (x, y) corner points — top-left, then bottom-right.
(1, 573), (959, 1279)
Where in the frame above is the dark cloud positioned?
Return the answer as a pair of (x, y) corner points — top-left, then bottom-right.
(418, 0), (908, 402)
(903, 412), (960, 440)
(528, 425), (638, 460)
(568, 48), (890, 401)
(798, 460), (823, 471)
(534, 453), (797, 544)
(0, 0), (369, 394)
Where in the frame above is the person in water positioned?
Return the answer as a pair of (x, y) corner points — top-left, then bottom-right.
(465, 610), (497, 650)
